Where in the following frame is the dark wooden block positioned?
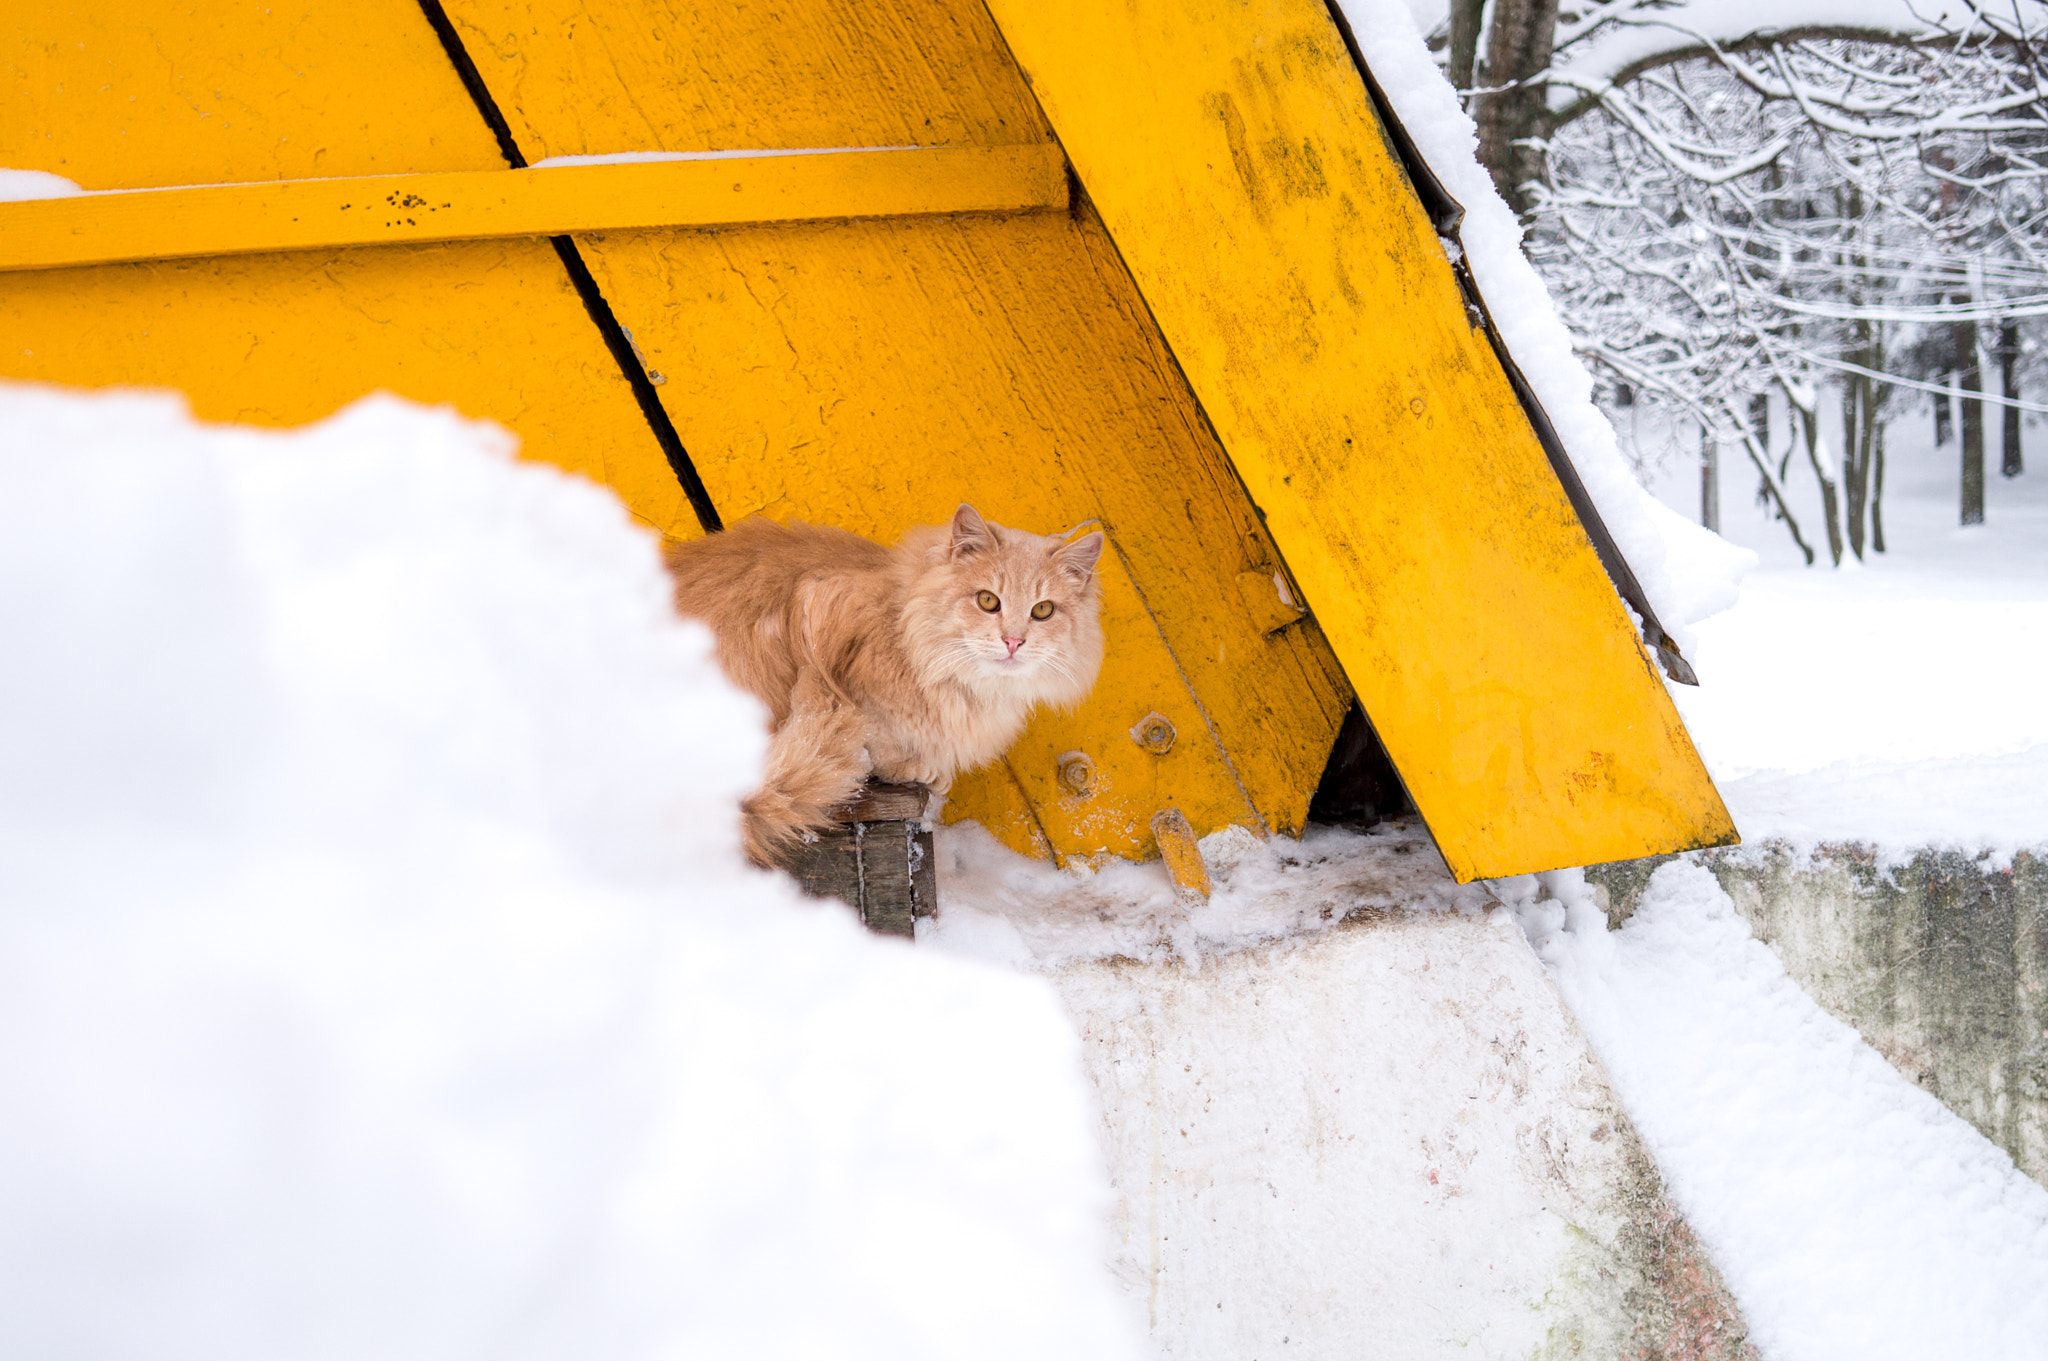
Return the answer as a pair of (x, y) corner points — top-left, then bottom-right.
(777, 780), (936, 938)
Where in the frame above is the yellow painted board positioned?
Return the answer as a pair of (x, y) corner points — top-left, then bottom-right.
(442, 0), (1054, 158)
(581, 211), (1343, 859)
(442, 0), (1352, 859)
(1, 0), (699, 538)
(0, 146), (1070, 274)
(3, 2), (510, 188)
(985, 0), (1736, 879)
(0, 243), (703, 537)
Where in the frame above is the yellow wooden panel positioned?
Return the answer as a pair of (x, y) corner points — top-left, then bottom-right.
(985, 0), (1736, 879)
(0, 146), (1070, 273)
(2, 2), (506, 188)
(0, 0), (696, 537)
(581, 211), (1346, 858)
(0, 244), (700, 535)
(443, 0), (1053, 157)
(441, 0), (1352, 859)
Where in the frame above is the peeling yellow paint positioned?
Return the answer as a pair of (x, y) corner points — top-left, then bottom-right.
(985, 0), (1737, 878)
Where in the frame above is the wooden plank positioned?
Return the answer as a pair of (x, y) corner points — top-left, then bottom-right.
(984, 0), (1737, 879)
(0, 0), (703, 539)
(0, 146), (1070, 274)
(443, 0), (1355, 863)
(779, 781), (938, 937)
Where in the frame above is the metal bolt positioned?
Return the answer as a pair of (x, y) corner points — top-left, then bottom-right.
(1057, 750), (1096, 796)
(1130, 712), (1177, 755)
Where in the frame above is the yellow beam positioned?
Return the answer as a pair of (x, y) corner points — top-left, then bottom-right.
(986, 0), (1736, 879)
(0, 145), (1069, 273)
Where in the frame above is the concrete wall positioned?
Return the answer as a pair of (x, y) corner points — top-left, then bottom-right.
(1048, 908), (1756, 1361)
(1587, 847), (2048, 1185)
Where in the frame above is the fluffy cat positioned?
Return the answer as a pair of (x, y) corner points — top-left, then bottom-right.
(665, 504), (1106, 866)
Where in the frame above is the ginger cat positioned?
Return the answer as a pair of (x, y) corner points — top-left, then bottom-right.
(666, 505), (1106, 866)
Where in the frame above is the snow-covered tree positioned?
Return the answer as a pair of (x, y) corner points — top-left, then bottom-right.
(1427, 0), (2048, 556)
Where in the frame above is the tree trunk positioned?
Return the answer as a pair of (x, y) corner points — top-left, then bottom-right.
(1958, 317), (1986, 524)
(1700, 423), (1720, 532)
(1841, 374), (1869, 560)
(1999, 316), (2024, 478)
(1446, 0), (1486, 96)
(1935, 383), (1952, 447)
(1473, 0), (1560, 215)
(1736, 421), (1815, 565)
(1871, 422), (1887, 554)
(1791, 394), (1844, 566)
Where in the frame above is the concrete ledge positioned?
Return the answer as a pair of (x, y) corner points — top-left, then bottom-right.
(1049, 908), (1755, 1359)
(1588, 845), (2048, 1184)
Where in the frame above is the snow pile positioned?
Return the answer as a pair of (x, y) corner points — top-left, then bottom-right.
(0, 384), (1137, 1361)
(1633, 382), (2048, 858)
(932, 824), (1741, 1359)
(1501, 863), (2048, 1361)
(1333, 0), (1753, 653)
(0, 168), (85, 201)
(927, 818), (1490, 969)
(1672, 572), (2048, 857)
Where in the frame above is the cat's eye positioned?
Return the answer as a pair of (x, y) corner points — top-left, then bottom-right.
(976, 590), (1001, 613)
(1030, 600), (1055, 620)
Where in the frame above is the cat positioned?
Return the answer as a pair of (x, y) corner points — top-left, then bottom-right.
(665, 504), (1106, 866)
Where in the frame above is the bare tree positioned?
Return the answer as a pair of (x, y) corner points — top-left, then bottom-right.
(1433, 0), (2048, 553)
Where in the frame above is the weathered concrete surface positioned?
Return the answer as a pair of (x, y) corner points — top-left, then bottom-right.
(1588, 846), (2048, 1186)
(1049, 909), (1755, 1360)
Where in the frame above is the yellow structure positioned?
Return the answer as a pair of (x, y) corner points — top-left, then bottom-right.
(0, 0), (1735, 880)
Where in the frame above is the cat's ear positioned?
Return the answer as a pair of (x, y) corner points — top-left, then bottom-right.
(950, 503), (995, 559)
(1055, 530), (1105, 581)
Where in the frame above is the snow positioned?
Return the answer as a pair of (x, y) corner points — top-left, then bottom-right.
(1500, 862), (2048, 1361)
(1545, 0), (2042, 95)
(0, 383), (1139, 1361)
(1332, 0), (1748, 657)
(931, 822), (1733, 1358)
(1631, 400), (2048, 860)
(926, 819), (1489, 968)
(0, 168), (84, 201)
(930, 818), (2048, 1360)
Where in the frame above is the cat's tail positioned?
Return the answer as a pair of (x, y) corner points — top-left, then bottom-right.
(740, 680), (872, 868)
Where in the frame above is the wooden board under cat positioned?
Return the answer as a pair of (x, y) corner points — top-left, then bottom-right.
(0, 0), (1735, 882)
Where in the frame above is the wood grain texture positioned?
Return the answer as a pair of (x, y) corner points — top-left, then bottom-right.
(447, 0), (1353, 862)
(0, 243), (702, 536)
(442, 0), (1054, 158)
(0, 0), (694, 537)
(2, 2), (508, 189)
(0, 146), (1070, 273)
(985, 0), (1736, 879)
(584, 210), (1347, 857)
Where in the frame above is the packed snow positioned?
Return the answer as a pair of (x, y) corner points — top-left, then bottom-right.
(927, 819), (1490, 968)
(1626, 401), (2048, 859)
(1501, 863), (2048, 1361)
(0, 383), (1140, 1361)
(929, 817), (2048, 1361)
(0, 167), (84, 201)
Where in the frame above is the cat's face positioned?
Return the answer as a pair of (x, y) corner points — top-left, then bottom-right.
(917, 504), (1105, 699)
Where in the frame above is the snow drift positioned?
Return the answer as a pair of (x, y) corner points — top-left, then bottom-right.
(0, 383), (1139, 1361)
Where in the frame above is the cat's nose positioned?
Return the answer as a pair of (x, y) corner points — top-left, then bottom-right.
(1003, 636), (1024, 657)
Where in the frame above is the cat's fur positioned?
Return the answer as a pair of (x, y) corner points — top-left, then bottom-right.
(665, 504), (1106, 866)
